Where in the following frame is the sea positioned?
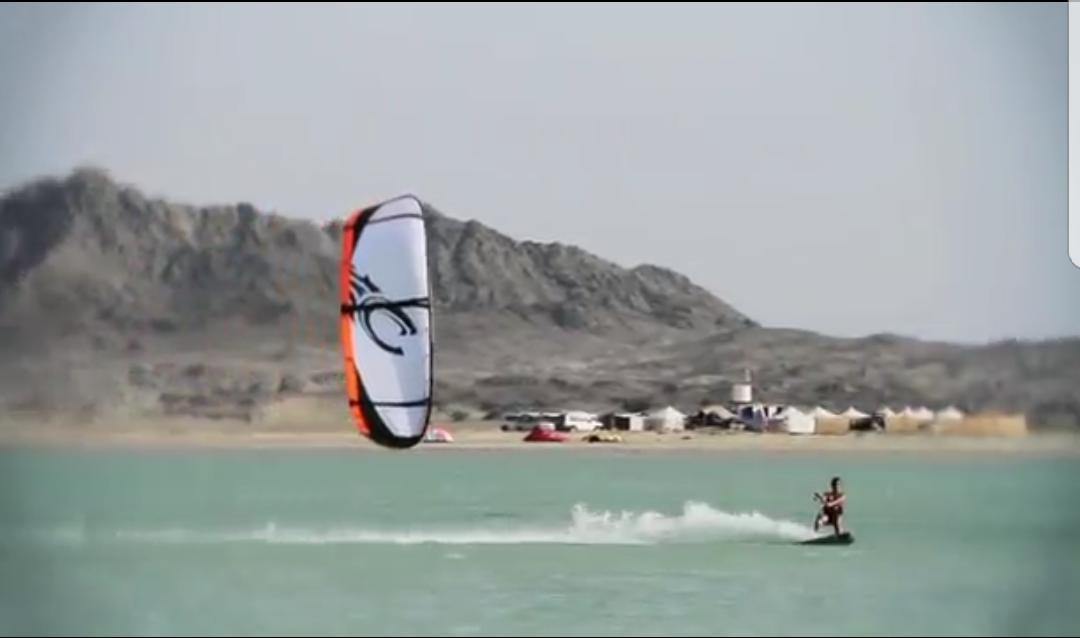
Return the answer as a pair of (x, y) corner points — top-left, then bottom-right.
(1, 447), (1078, 636)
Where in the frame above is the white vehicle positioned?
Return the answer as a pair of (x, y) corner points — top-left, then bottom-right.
(556, 411), (602, 432)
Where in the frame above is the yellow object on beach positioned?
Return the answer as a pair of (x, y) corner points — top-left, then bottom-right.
(585, 432), (624, 443)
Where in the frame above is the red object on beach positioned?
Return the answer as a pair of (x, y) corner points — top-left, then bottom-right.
(523, 425), (567, 443)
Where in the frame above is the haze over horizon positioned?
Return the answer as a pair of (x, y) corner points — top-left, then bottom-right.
(1, 2), (1075, 343)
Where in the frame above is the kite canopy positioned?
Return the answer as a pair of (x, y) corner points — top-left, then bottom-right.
(339, 195), (433, 449)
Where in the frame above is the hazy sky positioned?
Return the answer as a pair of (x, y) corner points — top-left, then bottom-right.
(1, 2), (1075, 342)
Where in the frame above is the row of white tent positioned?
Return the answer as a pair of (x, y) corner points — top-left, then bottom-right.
(632, 404), (969, 434)
(534, 405), (969, 434)
(806, 406), (966, 421)
(773, 405), (966, 434)
(701, 404), (965, 422)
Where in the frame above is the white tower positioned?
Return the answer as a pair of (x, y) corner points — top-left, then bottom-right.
(731, 368), (753, 405)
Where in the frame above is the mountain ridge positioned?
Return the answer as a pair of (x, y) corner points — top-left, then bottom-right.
(1, 167), (1077, 429)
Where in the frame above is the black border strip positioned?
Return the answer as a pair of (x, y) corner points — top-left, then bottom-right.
(367, 212), (424, 226)
(371, 399), (430, 407)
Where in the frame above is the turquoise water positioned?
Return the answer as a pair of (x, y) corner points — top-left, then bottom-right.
(1, 448), (1078, 636)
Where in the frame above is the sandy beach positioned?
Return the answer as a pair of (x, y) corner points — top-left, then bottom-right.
(3, 419), (1078, 456)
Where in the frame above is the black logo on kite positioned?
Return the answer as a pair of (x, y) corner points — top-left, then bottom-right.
(343, 270), (429, 356)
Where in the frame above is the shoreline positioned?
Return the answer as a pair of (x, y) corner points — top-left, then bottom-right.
(3, 423), (1079, 456)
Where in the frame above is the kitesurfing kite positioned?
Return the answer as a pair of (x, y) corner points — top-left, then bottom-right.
(339, 195), (433, 449)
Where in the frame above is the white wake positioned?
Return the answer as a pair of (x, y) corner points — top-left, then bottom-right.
(103, 502), (816, 546)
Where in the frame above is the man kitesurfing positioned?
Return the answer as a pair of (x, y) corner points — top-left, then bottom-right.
(813, 476), (846, 537)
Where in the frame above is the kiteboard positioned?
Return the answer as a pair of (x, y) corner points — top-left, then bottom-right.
(339, 195), (433, 449)
(799, 532), (854, 546)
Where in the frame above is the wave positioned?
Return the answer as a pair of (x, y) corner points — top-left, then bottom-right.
(33, 502), (817, 547)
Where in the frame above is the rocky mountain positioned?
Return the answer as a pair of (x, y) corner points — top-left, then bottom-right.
(1, 168), (1077, 429)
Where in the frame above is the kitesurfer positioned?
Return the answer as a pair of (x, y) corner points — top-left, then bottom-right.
(813, 476), (845, 536)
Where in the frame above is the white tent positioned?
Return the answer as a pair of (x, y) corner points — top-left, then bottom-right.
(812, 406), (837, 419)
(781, 407), (816, 435)
(878, 406), (897, 418)
(936, 406), (965, 421)
(613, 413), (645, 431)
(913, 407), (935, 421)
(841, 407), (869, 419)
(645, 406), (686, 431)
